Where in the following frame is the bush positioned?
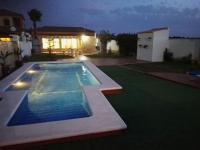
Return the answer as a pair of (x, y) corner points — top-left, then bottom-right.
(181, 54), (192, 64)
(116, 33), (137, 56)
(163, 49), (173, 62)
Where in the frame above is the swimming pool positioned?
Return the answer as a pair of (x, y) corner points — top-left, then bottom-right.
(6, 63), (100, 126)
(0, 61), (126, 147)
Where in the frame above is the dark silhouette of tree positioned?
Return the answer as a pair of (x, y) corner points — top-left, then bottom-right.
(98, 30), (115, 55)
(28, 9), (42, 39)
(116, 33), (137, 56)
(0, 50), (13, 76)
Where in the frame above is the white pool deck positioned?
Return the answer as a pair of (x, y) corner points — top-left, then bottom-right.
(0, 60), (127, 147)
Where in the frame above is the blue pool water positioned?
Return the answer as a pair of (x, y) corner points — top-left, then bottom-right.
(6, 63), (100, 126)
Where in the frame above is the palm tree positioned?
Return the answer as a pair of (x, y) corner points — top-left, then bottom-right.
(28, 9), (42, 39)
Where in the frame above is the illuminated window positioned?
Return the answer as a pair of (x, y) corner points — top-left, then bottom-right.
(42, 38), (49, 49)
(81, 35), (89, 42)
(61, 38), (71, 49)
(42, 37), (60, 49)
(61, 38), (78, 49)
(0, 38), (11, 42)
(71, 38), (77, 49)
(53, 38), (60, 49)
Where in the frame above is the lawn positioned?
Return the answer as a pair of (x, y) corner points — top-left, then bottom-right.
(29, 66), (200, 150)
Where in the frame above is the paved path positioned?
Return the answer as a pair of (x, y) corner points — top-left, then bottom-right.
(76, 56), (147, 66)
(149, 72), (200, 89)
(120, 65), (200, 89)
(63, 56), (200, 89)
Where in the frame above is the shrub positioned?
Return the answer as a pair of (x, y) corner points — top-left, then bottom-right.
(181, 53), (192, 64)
(163, 48), (173, 62)
(116, 33), (137, 56)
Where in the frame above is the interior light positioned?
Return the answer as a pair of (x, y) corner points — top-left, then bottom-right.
(0, 38), (11, 42)
(81, 35), (89, 42)
(79, 55), (88, 61)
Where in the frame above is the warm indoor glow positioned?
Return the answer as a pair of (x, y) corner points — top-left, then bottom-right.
(42, 38), (49, 49)
(79, 55), (88, 61)
(81, 35), (89, 42)
(0, 38), (11, 42)
(53, 38), (60, 49)
(71, 38), (78, 49)
(42, 38), (60, 49)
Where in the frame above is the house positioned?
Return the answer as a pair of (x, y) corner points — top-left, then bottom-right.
(137, 27), (169, 62)
(0, 9), (32, 78)
(136, 27), (200, 62)
(36, 26), (98, 55)
(0, 9), (24, 31)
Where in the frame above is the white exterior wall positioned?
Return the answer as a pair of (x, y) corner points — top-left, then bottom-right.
(152, 29), (169, 62)
(169, 39), (200, 60)
(20, 41), (32, 57)
(137, 33), (154, 61)
(106, 40), (119, 53)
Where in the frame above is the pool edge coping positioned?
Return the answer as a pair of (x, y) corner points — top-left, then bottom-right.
(0, 60), (127, 147)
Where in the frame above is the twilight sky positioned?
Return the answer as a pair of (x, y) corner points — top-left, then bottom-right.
(0, 0), (200, 37)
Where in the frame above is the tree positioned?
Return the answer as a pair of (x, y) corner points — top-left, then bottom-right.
(98, 30), (115, 54)
(0, 50), (13, 76)
(116, 33), (137, 56)
(28, 9), (42, 39)
(14, 48), (23, 67)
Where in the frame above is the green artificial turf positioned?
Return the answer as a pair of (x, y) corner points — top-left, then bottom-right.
(30, 66), (200, 150)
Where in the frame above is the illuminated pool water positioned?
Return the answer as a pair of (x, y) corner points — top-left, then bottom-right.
(6, 63), (100, 126)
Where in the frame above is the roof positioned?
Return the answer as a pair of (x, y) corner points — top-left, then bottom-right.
(138, 27), (169, 34)
(37, 26), (95, 36)
(0, 9), (24, 19)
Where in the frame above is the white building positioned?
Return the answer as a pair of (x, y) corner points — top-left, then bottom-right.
(169, 38), (200, 60)
(137, 27), (169, 62)
(137, 27), (200, 62)
(106, 40), (119, 54)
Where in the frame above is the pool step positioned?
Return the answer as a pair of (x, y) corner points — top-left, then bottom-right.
(7, 103), (90, 126)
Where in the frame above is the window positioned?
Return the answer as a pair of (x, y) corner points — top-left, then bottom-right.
(138, 44), (143, 47)
(148, 37), (152, 39)
(53, 38), (60, 49)
(3, 18), (10, 26)
(71, 38), (77, 49)
(42, 38), (49, 49)
(143, 45), (148, 48)
(61, 38), (78, 49)
(13, 17), (21, 28)
(42, 38), (60, 49)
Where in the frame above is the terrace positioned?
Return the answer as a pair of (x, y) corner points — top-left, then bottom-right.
(0, 55), (200, 150)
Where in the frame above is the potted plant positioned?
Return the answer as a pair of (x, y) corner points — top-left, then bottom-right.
(14, 48), (23, 68)
(0, 50), (13, 77)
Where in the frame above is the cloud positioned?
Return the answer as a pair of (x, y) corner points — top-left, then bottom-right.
(78, 8), (107, 16)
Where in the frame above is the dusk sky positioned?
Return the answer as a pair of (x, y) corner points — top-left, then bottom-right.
(0, 0), (200, 37)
